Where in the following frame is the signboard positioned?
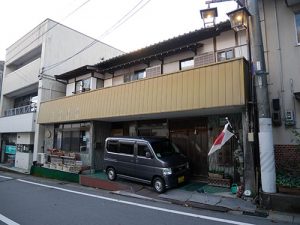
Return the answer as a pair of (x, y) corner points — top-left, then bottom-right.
(5, 145), (16, 155)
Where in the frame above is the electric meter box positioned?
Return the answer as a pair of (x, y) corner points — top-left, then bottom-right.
(285, 110), (295, 126)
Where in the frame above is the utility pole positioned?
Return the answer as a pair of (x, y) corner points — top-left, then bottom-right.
(247, 0), (276, 193)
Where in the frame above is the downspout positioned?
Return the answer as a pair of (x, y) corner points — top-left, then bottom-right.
(274, 0), (286, 116)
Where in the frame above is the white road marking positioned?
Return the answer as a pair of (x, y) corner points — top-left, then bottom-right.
(17, 179), (255, 225)
(0, 213), (20, 225)
(0, 175), (13, 180)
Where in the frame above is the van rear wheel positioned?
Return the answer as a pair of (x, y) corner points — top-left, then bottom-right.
(153, 177), (166, 193)
(107, 167), (116, 181)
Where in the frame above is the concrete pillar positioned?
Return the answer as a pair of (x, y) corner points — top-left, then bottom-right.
(242, 111), (256, 195)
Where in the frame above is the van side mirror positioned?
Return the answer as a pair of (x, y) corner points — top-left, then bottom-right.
(145, 152), (152, 158)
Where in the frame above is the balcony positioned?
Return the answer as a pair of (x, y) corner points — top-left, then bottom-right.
(38, 58), (248, 124)
(2, 58), (40, 96)
(4, 104), (37, 117)
(0, 111), (36, 133)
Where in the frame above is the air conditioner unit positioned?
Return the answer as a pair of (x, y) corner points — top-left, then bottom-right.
(37, 153), (47, 164)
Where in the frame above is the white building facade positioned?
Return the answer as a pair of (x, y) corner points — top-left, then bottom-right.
(260, 0), (300, 172)
(0, 19), (123, 171)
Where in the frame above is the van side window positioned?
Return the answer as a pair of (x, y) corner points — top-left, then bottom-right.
(107, 140), (119, 153)
(137, 144), (150, 157)
(119, 143), (134, 155)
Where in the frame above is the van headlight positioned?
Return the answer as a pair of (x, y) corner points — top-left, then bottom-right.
(162, 168), (172, 175)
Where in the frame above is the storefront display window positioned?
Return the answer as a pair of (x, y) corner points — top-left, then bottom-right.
(55, 123), (90, 153)
(1, 134), (17, 166)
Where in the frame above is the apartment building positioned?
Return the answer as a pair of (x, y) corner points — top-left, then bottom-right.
(37, 21), (253, 187)
(0, 19), (123, 172)
(0, 61), (3, 98)
(261, 0), (300, 174)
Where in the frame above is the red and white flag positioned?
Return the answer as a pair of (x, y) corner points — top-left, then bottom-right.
(208, 123), (234, 156)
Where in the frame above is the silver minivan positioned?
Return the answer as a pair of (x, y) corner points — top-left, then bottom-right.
(103, 136), (190, 193)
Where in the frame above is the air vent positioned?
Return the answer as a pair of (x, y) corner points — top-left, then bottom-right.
(194, 52), (215, 67)
(146, 65), (161, 78)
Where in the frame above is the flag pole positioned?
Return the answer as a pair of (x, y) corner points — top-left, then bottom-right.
(225, 117), (243, 151)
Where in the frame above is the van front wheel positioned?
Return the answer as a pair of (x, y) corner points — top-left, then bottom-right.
(107, 167), (116, 181)
(153, 177), (166, 193)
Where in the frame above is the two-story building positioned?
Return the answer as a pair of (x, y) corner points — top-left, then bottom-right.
(260, 0), (300, 177)
(0, 19), (123, 172)
(37, 21), (252, 187)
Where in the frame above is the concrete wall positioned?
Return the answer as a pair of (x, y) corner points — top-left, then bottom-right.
(261, 0), (300, 144)
(0, 113), (36, 133)
(2, 58), (40, 95)
(66, 82), (75, 96)
(43, 124), (55, 151)
(42, 20), (123, 76)
(5, 20), (46, 65)
(16, 132), (35, 144)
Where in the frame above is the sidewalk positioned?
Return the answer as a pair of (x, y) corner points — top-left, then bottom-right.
(80, 173), (257, 213)
(111, 185), (300, 224)
(80, 172), (300, 224)
(0, 164), (30, 174)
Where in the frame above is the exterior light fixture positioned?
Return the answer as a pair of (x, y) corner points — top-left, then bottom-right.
(200, 7), (218, 28)
(227, 7), (251, 32)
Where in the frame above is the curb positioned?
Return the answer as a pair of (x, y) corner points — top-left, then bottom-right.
(267, 211), (300, 224)
(110, 190), (171, 204)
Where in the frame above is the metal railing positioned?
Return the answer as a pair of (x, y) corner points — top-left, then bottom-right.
(4, 104), (37, 117)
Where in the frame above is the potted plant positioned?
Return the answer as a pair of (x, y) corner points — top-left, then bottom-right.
(276, 171), (300, 195)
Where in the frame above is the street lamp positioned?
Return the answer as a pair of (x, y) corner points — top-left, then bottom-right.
(200, 7), (218, 27)
(227, 7), (251, 32)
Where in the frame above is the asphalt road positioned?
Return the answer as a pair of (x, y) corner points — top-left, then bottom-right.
(0, 172), (291, 225)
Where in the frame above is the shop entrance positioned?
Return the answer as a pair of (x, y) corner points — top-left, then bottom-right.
(169, 118), (208, 178)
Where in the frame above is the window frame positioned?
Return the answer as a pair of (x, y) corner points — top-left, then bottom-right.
(179, 58), (194, 70)
(217, 49), (235, 62)
(137, 142), (152, 158)
(124, 69), (146, 83)
(55, 123), (90, 153)
(75, 78), (91, 93)
(119, 142), (135, 155)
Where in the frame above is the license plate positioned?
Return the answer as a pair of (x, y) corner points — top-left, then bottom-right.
(178, 176), (185, 183)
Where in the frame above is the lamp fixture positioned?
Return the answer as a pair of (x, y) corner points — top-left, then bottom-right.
(227, 7), (251, 32)
(200, 7), (218, 28)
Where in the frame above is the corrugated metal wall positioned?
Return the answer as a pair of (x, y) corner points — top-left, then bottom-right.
(38, 58), (246, 124)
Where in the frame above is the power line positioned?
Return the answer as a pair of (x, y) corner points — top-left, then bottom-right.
(6, 0), (92, 64)
(98, 0), (149, 39)
(43, 0), (152, 73)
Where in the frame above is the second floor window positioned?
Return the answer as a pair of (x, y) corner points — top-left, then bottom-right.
(180, 58), (194, 70)
(217, 49), (234, 62)
(124, 70), (146, 83)
(295, 12), (300, 44)
(75, 78), (90, 93)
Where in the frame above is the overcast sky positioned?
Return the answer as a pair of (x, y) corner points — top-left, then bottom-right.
(0, 0), (237, 61)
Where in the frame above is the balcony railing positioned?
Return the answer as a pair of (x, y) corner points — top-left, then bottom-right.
(4, 104), (37, 117)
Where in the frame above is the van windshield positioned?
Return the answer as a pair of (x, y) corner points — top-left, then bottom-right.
(151, 140), (180, 158)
